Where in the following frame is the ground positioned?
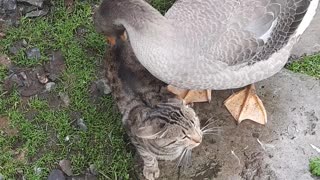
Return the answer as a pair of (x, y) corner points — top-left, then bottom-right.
(0, 0), (319, 180)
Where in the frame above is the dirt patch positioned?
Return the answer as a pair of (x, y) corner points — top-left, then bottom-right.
(0, 116), (19, 136)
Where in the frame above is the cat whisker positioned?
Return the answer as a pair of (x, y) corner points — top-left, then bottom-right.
(184, 149), (192, 167)
(176, 148), (187, 168)
(201, 121), (216, 131)
(202, 128), (222, 135)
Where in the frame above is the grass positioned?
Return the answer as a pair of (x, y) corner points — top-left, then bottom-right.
(287, 54), (320, 78)
(310, 157), (320, 176)
(0, 1), (131, 179)
(0, 0), (175, 179)
(1, 0), (319, 179)
(150, 0), (175, 14)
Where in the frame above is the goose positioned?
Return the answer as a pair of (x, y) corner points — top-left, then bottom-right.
(93, 0), (319, 125)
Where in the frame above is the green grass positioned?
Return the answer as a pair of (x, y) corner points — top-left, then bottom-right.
(1, 0), (319, 179)
(310, 157), (320, 176)
(0, 1), (131, 179)
(287, 54), (320, 78)
(150, 0), (175, 14)
(0, 0), (176, 178)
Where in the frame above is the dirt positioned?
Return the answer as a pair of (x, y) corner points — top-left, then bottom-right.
(133, 70), (320, 180)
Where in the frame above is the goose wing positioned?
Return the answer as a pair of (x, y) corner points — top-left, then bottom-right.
(165, 0), (312, 66)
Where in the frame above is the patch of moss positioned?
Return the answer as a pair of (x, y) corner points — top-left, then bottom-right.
(310, 157), (320, 176)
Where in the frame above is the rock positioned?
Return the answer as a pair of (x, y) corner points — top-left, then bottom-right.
(36, 73), (48, 84)
(59, 92), (70, 107)
(0, 173), (4, 180)
(25, 8), (48, 17)
(26, 47), (41, 60)
(64, 135), (70, 142)
(44, 51), (66, 81)
(17, 0), (43, 8)
(47, 169), (66, 180)
(8, 40), (27, 55)
(19, 71), (27, 80)
(7, 74), (24, 87)
(76, 118), (87, 131)
(2, 0), (17, 11)
(59, 159), (73, 176)
(89, 164), (98, 176)
(0, 54), (12, 68)
(45, 82), (55, 92)
(96, 79), (111, 95)
(18, 5), (37, 15)
(34, 167), (42, 175)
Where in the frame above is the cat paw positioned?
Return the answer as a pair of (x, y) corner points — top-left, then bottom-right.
(143, 166), (160, 180)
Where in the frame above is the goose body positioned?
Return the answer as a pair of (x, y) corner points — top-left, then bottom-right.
(95, 0), (319, 90)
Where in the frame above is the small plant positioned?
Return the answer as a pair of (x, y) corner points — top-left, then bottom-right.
(310, 157), (320, 176)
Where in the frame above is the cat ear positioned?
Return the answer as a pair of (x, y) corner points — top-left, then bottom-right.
(136, 125), (167, 139)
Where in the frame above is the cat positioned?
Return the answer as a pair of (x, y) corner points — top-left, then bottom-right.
(103, 39), (203, 180)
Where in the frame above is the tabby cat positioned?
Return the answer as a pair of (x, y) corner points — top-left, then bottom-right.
(103, 39), (203, 180)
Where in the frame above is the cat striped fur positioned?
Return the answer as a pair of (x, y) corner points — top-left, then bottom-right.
(104, 40), (203, 180)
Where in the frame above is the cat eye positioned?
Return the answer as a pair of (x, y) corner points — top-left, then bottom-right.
(181, 130), (190, 139)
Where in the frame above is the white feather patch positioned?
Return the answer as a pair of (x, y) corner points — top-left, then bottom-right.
(295, 0), (320, 36)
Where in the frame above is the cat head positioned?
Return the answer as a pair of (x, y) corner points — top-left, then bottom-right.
(135, 99), (202, 160)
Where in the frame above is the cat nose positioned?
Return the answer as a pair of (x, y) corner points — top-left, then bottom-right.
(191, 133), (202, 144)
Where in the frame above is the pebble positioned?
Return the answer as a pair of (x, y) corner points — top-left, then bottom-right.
(8, 74), (24, 87)
(89, 164), (98, 176)
(96, 79), (111, 95)
(59, 159), (73, 176)
(26, 47), (41, 60)
(9, 40), (28, 55)
(36, 73), (48, 84)
(25, 9), (48, 18)
(34, 167), (42, 175)
(77, 118), (87, 131)
(17, 0), (44, 8)
(47, 169), (66, 180)
(0, 54), (12, 68)
(45, 82), (56, 92)
(2, 0), (17, 11)
(58, 92), (70, 107)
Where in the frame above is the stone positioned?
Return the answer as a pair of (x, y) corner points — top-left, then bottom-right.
(47, 169), (66, 180)
(8, 40), (27, 55)
(26, 47), (41, 60)
(96, 79), (111, 95)
(25, 8), (48, 17)
(76, 118), (87, 131)
(0, 54), (12, 68)
(44, 82), (56, 92)
(34, 167), (42, 175)
(36, 72), (48, 84)
(59, 159), (73, 176)
(2, 0), (17, 11)
(59, 92), (70, 107)
(89, 164), (98, 176)
(7, 74), (23, 87)
(17, 0), (43, 8)
(44, 51), (66, 81)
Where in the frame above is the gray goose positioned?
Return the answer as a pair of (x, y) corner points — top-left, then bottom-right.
(94, 0), (319, 125)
